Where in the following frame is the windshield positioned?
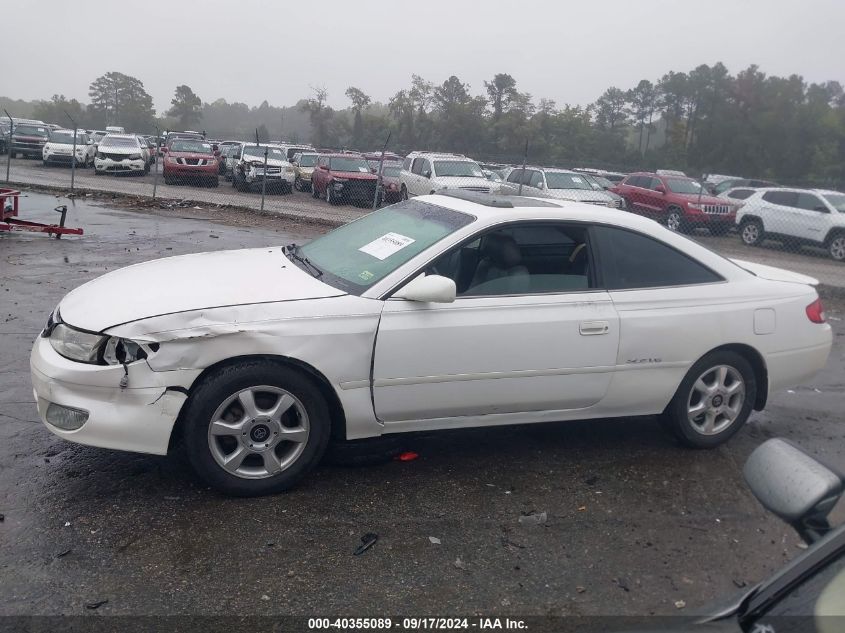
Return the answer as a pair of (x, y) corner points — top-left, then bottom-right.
(297, 154), (318, 167)
(546, 172), (594, 190)
(300, 200), (474, 295)
(329, 156), (370, 172)
(15, 125), (49, 137)
(171, 140), (213, 153)
(100, 137), (139, 148)
(823, 194), (845, 212)
(433, 160), (484, 178)
(382, 166), (401, 178)
(242, 145), (286, 161)
(666, 178), (705, 194)
(48, 131), (80, 144)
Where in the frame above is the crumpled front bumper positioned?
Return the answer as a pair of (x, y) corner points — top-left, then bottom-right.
(30, 336), (190, 455)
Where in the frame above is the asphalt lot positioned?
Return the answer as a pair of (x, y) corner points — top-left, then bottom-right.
(1, 191), (844, 618)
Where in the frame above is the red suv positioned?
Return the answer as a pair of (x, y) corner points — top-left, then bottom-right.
(612, 172), (739, 234)
(162, 138), (219, 187)
(311, 153), (378, 206)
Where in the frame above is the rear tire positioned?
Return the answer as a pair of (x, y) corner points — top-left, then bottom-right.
(740, 218), (764, 246)
(661, 351), (756, 449)
(183, 361), (331, 497)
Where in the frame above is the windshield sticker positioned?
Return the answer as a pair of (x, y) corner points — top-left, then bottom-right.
(358, 232), (416, 260)
(359, 167), (369, 173)
(359, 270), (374, 281)
(571, 176), (583, 183)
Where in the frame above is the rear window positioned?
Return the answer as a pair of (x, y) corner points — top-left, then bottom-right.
(594, 225), (722, 290)
(726, 189), (755, 200)
(762, 191), (798, 207)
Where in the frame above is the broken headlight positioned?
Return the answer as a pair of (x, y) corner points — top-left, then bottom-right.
(49, 323), (149, 365)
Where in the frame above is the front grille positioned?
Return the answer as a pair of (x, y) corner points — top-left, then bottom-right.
(583, 200), (608, 206)
(345, 181), (377, 200)
(100, 153), (132, 162)
(703, 204), (731, 215)
(177, 158), (208, 166)
(266, 166), (281, 174)
(458, 186), (490, 193)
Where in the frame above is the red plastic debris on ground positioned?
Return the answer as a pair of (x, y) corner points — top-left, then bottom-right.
(394, 451), (419, 462)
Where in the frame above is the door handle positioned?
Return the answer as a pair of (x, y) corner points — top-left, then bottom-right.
(579, 321), (610, 336)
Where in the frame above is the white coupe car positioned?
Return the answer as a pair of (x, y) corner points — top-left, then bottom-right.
(31, 192), (832, 496)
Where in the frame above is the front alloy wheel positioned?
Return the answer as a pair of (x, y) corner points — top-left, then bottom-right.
(666, 210), (683, 232)
(184, 360), (330, 496)
(207, 386), (310, 479)
(828, 234), (845, 261)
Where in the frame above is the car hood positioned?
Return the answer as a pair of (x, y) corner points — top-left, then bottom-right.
(168, 152), (215, 160)
(546, 189), (612, 202)
(677, 193), (734, 205)
(332, 170), (377, 180)
(436, 176), (490, 186)
(98, 146), (138, 155)
(242, 158), (290, 167)
(58, 248), (344, 331)
(731, 258), (819, 286)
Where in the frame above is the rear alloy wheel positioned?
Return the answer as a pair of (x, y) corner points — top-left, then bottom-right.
(662, 351), (756, 448)
(827, 234), (845, 262)
(740, 219), (764, 246)
(666, 209), (685, 233)
(184, 361), (330, 496)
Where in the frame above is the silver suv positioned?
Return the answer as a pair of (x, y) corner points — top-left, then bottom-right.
(503, 167), (622, 208)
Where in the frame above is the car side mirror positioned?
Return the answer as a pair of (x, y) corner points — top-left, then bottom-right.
(537, 182), (545, 190)
(319, 164), (328, 170)
(393, 274), (456, 304)
(655, 185), (666, 194)
(422, 169), (432, 179)
(743, 438), (843, 544)
(161, 147), (168, 153)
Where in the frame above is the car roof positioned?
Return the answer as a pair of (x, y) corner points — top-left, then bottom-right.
(101, 134), (138, 140)
(749, 186), (843, 196)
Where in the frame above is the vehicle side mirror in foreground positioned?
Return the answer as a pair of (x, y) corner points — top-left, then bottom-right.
(393, 274), (456, 304)
(743, 438), (843, 544)
(655, 185), (666, 194)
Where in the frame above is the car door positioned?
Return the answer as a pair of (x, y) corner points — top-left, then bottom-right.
(591, 224), (732, 412)
(790, 192), (830, 243)
(620, 176), (647, 212)
(638, 177), (667, 217)
(759, 190), (799, 237)
(372, 222), (620, 424)
(504, 168), (524, 194)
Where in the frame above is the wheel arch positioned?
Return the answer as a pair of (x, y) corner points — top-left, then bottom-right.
(698, 343), (769, 410)
(823, 226), (845, 246)
(168, 353), (347, 453)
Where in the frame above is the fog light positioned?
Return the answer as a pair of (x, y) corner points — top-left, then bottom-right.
(46, 403), (89, 430)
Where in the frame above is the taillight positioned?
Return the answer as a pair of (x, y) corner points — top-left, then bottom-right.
(806, 298), (826, 324)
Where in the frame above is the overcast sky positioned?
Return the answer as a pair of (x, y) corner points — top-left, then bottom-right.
(3, 0), (844, 113)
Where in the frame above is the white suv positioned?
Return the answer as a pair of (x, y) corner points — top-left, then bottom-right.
(399, 152), (495, 199)
(736, 188), (845, 260)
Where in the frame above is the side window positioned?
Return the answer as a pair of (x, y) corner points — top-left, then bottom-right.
(646, 177), (663, 190)
(411, 158), (425, 175)
(727, 189), (755, 200)
(594, 225), (723, 289)
(429, 223), (594, 297)
(529, 171), (544, 188)
(422, 159), (432, 177)
(507, 169), (524, 184)
(402, 157), (412, 171)
(796, 192), (827, 212)
(626, 176), (644, 188)
(762, 191), (798, 207)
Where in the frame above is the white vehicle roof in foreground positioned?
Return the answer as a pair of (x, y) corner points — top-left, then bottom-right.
(100, 134), (139, 141)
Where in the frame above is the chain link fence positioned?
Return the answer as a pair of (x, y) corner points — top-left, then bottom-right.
(3, 110), (844, 288)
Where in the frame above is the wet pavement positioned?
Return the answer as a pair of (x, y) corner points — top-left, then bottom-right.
(1, 192), (843, 617)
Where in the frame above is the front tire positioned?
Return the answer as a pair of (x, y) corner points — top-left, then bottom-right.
(666, 208), (686, 233)
(661, 351), (756, 449)
(183, 361), (331, 496)
(740, 218), (764, 246)
(826, 232), (845, 262)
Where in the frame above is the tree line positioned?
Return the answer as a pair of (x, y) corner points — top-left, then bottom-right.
(4, 63), (844, 187)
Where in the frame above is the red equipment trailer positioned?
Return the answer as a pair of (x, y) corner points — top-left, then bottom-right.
(0, 188), (83, 238)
